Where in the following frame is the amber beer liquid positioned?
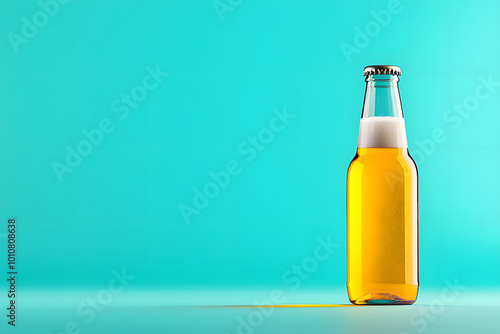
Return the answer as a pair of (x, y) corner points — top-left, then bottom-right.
(347, 65), (418, 305)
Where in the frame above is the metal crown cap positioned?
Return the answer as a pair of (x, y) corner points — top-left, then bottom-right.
(363, 65), (401, 76)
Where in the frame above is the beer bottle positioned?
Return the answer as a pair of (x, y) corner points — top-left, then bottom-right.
(347, 65), (418, 305)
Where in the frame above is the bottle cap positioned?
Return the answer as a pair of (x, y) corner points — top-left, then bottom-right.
(363, 65), (401, 76)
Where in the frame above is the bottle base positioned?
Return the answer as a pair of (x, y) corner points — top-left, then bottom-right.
(347, 283), (418, 305)
(350, 292), (414, 305)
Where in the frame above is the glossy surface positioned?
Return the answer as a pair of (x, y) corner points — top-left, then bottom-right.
(4, 289), (498, 334)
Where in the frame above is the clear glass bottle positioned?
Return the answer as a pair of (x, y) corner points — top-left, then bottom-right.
(347, 65), (418, 305)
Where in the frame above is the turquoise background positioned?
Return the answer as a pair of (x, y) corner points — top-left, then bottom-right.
(1, 0), (500, 333)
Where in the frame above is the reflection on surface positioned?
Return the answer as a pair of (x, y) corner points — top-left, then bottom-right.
(6, 290), (499, 334)
(199, 304), (355, 308)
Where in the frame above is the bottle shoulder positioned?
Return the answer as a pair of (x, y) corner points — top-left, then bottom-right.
(348, 148), (417, 176)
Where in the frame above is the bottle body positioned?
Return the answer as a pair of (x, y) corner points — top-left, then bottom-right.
(347, 66), (418, 305)
(347, 147), (418, 304)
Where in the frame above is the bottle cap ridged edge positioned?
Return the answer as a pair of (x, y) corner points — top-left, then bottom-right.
(363, 65), (401, 76)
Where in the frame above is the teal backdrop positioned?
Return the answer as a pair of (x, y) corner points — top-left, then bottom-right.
(0, 0), (499, 333)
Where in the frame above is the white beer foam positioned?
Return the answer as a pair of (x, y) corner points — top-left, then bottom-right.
(358, 117), (408, 148)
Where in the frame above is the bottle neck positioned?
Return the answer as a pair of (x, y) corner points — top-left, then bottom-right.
(356, 147), (408, 156)
(362, 74), (403, 118)
(358, 74), (407, 149)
